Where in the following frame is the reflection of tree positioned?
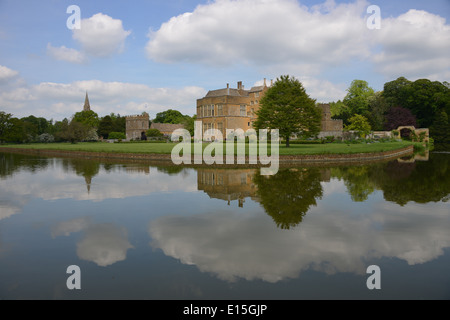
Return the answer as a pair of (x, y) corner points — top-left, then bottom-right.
(331, 154), (450, 206)
(0, 152), (50, 178)
(372, 154), (450, 205)
(331, 166), (376, 202)
(253, 168), (323, 230)
(157, 166), (186, 176)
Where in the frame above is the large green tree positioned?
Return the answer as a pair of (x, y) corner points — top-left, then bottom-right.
(343, 80), (375, 116)
(254, 75), (321, 147)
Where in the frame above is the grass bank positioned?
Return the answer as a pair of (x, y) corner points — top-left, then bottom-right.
(0, 141), (419, 156)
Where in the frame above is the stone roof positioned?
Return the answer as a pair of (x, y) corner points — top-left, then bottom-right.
(150, 123), (185, 133)
(205, 88), (250, 98)
(249, 86), (265, 92)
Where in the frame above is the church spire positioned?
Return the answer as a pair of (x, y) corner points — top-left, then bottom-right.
(83, 91), (91, 111)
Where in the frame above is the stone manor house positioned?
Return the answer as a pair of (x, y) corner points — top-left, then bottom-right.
(196, 80), (343, 139)
(123, 79), (343, 140)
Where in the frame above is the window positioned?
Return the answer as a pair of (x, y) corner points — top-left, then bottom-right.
(255, 92), (259, 98)
(217, 122), (223, 133)
(240, 105), (246, 116)
(211, 104), (215, 117)
(218, 104), (223, 116)
(250, 101), (254, 105)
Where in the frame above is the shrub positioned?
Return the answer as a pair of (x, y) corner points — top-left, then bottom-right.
(108, 132), (126, 140)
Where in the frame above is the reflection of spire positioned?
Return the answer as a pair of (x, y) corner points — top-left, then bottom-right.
(85, 176), (91, 194)
(83, 91), (91, 111)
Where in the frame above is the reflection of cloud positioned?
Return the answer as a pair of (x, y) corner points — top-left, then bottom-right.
(77, 224), (133, 267)
(51, 217), (90, 238)
(0, 204), (21, 220)
(0, 165), (197, 204)
(149, 200), (450, 283)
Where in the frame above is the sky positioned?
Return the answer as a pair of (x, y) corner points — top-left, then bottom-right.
(0, 0), (449, 121)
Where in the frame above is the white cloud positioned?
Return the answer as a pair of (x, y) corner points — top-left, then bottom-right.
(372, 9), (450, 80)
(73, 13), (131, 58)
(0, 79), (206, 120)
(0, 65), (19, 84)
(46, 43), (87, 64)
(146, 0), (371, 69)
(146, 0), (450, 82)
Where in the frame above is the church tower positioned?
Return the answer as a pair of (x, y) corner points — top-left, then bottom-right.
(83, 91), (91, 111)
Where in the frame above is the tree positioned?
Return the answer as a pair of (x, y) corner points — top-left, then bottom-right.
(346, 114), (372, 138)
(153, 109), (190, 124)
(1, 117), (26, 143)
(98, 115), (114, 139)
(60, 120), (90, 143)
(367, 92), (390, 131)
(254, 75), (321, 147)
(384, 106), (417, 131)
(329, 100), (347, 117)
(146, 128), (163, 138)
(343, 80), (375, 116)
(0, 111), (14, 143)
(430, 110), (450, 146)
(72, 110), (99, 129)
(383, 76), (412, 108)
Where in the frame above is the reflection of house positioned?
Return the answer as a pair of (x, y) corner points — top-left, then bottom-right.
(150, 123), (185, 136)
(197, 168), (258, 207)
(126, 113), (149, 140)
(196, 81), (343, 138)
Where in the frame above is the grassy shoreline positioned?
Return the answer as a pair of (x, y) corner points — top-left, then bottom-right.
(0, 141), (420, 156)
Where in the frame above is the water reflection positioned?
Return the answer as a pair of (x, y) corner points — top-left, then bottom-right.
(1, 151), (450, 298)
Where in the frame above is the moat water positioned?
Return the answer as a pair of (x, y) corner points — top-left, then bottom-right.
(0, 151), (449, 300)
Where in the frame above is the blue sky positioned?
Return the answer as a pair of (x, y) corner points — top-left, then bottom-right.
(0, 0), (449, 120)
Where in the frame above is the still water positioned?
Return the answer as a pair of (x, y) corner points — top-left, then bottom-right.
(0, 151), (449, 300)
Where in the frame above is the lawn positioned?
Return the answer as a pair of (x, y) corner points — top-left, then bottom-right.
(0, 140), (418, 156)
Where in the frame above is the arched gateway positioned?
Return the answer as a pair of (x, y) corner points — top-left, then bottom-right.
(394, 126), (430, 143)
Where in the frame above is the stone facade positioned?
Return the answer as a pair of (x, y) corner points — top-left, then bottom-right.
(125, 113), (149, 140)
(196, 80), (270, 138)
(150, 123), (185, 136)
(197, 81), (343, 138)
(317, 103), (343, 133)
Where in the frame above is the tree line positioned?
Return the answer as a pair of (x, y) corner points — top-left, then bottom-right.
(330, 77), (450, 146)
(0, 108), (196, 143)
(254, 75), (449, 148)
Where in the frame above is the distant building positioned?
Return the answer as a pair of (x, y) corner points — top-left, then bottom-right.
(125, 113), (149, 140)
(150, 123), (185, 136)
(317, 103), (343, 138)
(83, 92), (91, 111)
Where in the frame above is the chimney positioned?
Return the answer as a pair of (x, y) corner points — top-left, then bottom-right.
(237, 81), (242, 90)
(264, 78), (266, 86)
(270, 79), (273, 86)
(227, 83), (230, 95)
